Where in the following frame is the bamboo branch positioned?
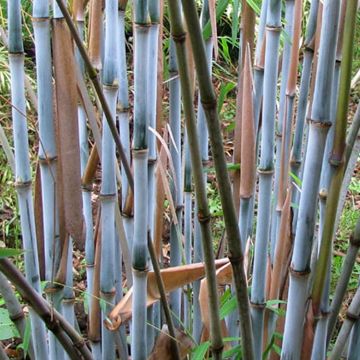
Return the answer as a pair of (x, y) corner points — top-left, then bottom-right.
(0, 259), (93, 360)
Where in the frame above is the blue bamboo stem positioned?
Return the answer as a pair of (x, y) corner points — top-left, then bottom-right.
(8, 1), (48, 358)
(251, 1), (281, 356)
(281, 1), (340, 357)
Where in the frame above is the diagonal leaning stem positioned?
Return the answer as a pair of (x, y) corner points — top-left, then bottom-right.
(0, 258), (93, 360)
(178, 0), (254, 358)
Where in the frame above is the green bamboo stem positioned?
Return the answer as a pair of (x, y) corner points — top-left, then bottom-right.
(327, 217), (360, 346)
(176, 0), (254, 358)
(308, 5), (357, 351)
(0, 259), (93, 360)
(311, 0), (357, 320)
(193, 0), (213, 342)
(167, 0), (224, 358)
(329, 280), (360, 360)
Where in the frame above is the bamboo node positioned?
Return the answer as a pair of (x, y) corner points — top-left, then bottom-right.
(289, 266), (311, 277)
(132, 266), (149, 274)
(98, 193), (117, 201)
(132, 148), (149, 157)
(200, 98), (217, 110)
(307, 118), (332, 129)
(228, 254), (244, 265)
(197, 212), (211, 223)
(202, 159), (211, 167)
(257, 168), (274, 175)
(62, 297), (76, 304)
(329, 155), (344, 167)
(44, 281), (64, 294)
(250, 301), (266, 309)
(253, 64), (264, 71)
(38, 155), (58, 164)
(103, 83), (119, 91)
(14, 180), (32, 189)
(32, 17), (49, 22)
(346, 310), (360, 322)
(350, 233), (360, 247)
(9, 311), (24, 322)
(100, 288), (116, 297)
(104, 315), (121, 331)
(148, 157), (157, 165)
(290, 159), (301, 167)
(81, 183), (93, 192)
(265, 25), (282, 33)
(117, 104), (130, 113)
(318, 188), (328, 200)
(172, 32), (187, 43)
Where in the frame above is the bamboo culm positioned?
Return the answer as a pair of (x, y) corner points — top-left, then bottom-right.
(251, 1), (282, 356)
(99, 0), (119, 358)
(0, 272), (35, 359)
(281, 1), (340, 357)
(179, 0), (254, 358)
(131, 1), (150, 358)
(8, 1), (48, 358)
(193, 2), (213, 340)
(167, 0), (224, 357)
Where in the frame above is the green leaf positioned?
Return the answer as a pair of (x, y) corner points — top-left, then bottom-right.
(219, 288), (232, 307)
(223, 344), (242, 359)
(192, 341), (210, 360)
(265, 299), (287, 317)
(289, 171), (302, 188)
(273, 343), (282, 355)
(246, 0), (261, 15)
(220, 295), (237, 319)
(0, 308), (19, 340)
(217, 82), (236, 114)
(0, 248), (23, 258)
(202, 0), (230, 40)
(22, 317), (31, 357)
(231, 0), (240, 44)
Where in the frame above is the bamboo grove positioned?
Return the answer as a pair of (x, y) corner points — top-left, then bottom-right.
(0, 0), (359, 359)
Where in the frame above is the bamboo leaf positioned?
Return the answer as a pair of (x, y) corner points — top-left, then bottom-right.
(220, 295), (237, 319)
(202, 0), (229, 40)
(192, 341), (211, 360)
(289, 171), (302, 187)
(22, 316), (31, 357)
(0, 308), (19, 339)
(245, 0), (261, 14)
(217, 82), (236, 114)
(0, 248), (23, 258)
(222, 344), (242, 359)
(231, 0), (240, 44)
